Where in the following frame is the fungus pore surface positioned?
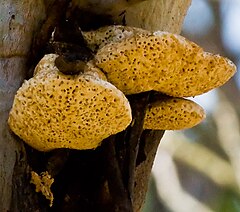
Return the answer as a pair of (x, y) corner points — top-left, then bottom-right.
(94, 29), (236, 97)
(82, 25), (151, 52)
(144, 97), (205, 130)
(8, 54), (132, 151)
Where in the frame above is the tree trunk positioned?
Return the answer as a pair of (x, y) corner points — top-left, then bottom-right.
(0, 0), (191, 211)
(0, 1), (46, 211)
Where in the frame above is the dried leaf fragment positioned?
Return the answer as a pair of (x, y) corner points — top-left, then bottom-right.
(30, 171), (54, 207)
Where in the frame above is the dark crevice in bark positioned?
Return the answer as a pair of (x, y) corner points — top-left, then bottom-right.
(104, 136), (132, 212)
(70, 9), (115, 31)
(28, 0), (72, 78)
(136, 135), (147, 166)
(50, 149), (106, 212)
(50, 19), (94, 75)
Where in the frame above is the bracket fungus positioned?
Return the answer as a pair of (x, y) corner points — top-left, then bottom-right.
(144, 97), (205, 130)
(8, 25), (237, 152)
(86, 25), (236, 97)
(8, 54), (132, 151)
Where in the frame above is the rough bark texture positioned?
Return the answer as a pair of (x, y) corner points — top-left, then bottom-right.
(125, 0), (192, 33)
(0, 0), (191, 211)
(133, 130), (165, 212)
(0, 1), (46, 211)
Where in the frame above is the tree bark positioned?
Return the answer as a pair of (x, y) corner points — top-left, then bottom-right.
(125, 0), (192, 33)
(0, 1), (46, 211)
(0, 0), (191, 211)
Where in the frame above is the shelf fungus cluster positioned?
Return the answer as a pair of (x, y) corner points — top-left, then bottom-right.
(8, 25), (236, 152)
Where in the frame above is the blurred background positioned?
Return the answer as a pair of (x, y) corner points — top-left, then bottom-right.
(143, 0), (240, 211)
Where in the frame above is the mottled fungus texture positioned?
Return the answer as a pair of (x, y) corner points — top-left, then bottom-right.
(8, 54), (132, 151)
(82, 25), (151, 52)
(8, 25), (237, 151)
(93, 26), (236, 97)
(144, 97), (205, 130)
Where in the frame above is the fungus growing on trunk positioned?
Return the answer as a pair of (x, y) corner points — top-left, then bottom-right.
(8, 54), (132, 151)
(144, 97), (205, 130)
(8, 25), (237, 151)
(88, 26), (236, 97)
